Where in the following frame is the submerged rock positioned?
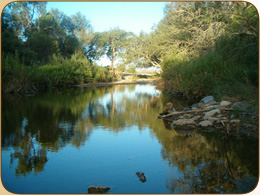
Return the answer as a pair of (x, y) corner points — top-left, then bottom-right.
(136, 172), (146, 183)
(88, 185), (111, 193)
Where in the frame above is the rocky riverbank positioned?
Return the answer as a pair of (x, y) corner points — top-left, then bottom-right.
(158, 96), (258, 138)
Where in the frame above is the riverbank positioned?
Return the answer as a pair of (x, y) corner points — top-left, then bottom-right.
(158, 95), (258, 139)
(74, 78), (159, 87)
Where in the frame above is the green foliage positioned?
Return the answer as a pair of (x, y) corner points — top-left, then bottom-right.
(2, 2), (93, 66)
(116, 63), (126, 72)
(91, 64), (113, 82)
(33, 53), (93, 87)
(2, 52), (113, 93)
(88, 29), (134, 69)
(160, 2), (258, 99)
(126, 65), (137, 74)
(162, 34), (258, 99)
(28, 31), (59, 63)
(1, 52), (37, 94)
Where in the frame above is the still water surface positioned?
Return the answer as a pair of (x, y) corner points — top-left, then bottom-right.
(1, 84), (258, 193)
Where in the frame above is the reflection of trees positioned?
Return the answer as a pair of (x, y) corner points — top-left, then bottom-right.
(84, 85), (166, 132)
(2, 88), (107, 176)
(10, 133), (47, 176)
(2, 85), (164, 176)
(2, 84), (258, 193)
(153, 126), (258, 193)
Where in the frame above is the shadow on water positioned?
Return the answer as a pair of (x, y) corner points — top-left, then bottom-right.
(1, 84), (258, 193)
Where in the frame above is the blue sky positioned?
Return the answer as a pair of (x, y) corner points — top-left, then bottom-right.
(47, 1), (166, 35)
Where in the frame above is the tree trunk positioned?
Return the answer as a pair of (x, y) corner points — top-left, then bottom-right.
(111, 48), (116, 73)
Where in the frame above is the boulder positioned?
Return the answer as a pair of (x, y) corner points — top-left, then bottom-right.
(200, 96), (214, 104)
(174, 119), (196, 126)
(203, 109), (221, 119)
(88, 186), (111, 193)
(199, 120), (213, 127)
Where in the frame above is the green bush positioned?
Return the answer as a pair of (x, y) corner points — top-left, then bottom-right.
(2, 52), (37, 94)
(91, 64), (113, 82)
(2, 52), (114, 94)
(33, 54), (93, 87)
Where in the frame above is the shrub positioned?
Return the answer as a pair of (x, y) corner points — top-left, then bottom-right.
(33, 55), (93, 87)
(91, 64), (113, 82)
(2, 52), (37, 94)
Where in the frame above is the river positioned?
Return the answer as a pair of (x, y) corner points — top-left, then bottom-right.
(1, 84), (258, 193)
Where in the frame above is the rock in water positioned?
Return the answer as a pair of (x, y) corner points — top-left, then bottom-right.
(136, 172), (146, 183)
(174, 119), (196, 126)
(200, 96), (214, 104)
(88, 185), (111, 193)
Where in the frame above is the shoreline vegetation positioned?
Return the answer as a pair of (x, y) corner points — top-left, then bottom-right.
(2, 2), (258, 112)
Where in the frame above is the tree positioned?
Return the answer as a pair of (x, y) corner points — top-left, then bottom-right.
(89, 28), (134, 72)
(8, 2), (46, 39)
(28, 31), (59, 63)
(122, 31), (164, 69)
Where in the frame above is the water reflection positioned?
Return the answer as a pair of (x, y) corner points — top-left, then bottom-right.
(1, 84), (258, 193)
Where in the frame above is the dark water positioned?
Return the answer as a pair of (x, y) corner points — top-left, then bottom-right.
(1, 84), (258, 193)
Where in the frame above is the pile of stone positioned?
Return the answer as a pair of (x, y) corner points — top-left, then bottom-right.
(158, 96), (251, 134)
